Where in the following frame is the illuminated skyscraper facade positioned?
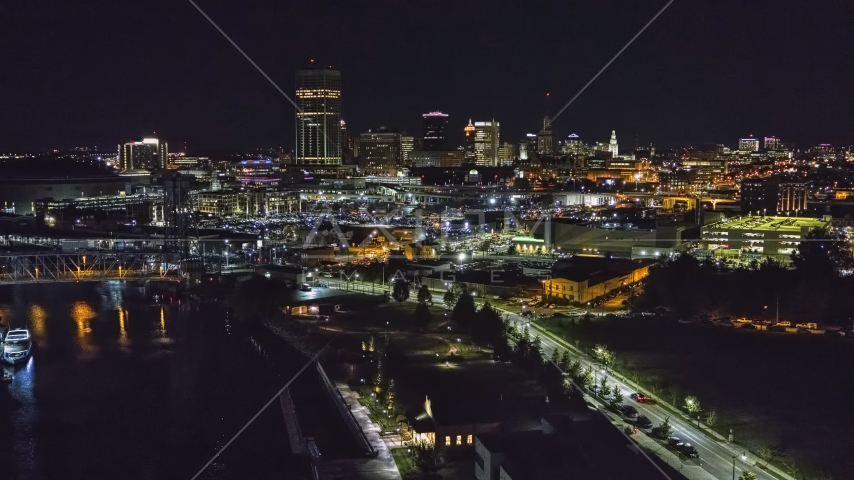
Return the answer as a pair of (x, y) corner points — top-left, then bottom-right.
(119, 137), (167, 171)
(474, 120), (500, 167)
(295, 66), (342, 166)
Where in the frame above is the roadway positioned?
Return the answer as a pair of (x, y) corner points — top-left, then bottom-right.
(494, 305), (789, 480)
(327, 279), (791, 480)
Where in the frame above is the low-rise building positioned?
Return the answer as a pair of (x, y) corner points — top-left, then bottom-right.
(697, 215), (830, 265)
(542, 256), (653, 304)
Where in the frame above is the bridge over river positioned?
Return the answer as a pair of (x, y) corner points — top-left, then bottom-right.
(0, 252), (185, 285)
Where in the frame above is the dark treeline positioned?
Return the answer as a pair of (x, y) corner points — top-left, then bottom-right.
(638, 229), (854, 325)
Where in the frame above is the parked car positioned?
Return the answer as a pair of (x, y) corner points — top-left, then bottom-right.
(677, 442), (700, 458)
(796, 322), (818, 330)
(667, 436), (682, 448)
(732, 317), (752, 324)
(774, 321), (791, 327)
(300, 283), (312, 292)
(630, 392), (648, 402)
(621, 405), (639, 419)
(636, 415), (653, 430)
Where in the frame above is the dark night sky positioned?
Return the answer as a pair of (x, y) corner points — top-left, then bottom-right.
(1, 0), (853, 154)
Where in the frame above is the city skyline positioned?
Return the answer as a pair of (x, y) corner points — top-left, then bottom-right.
(1, 0), (853, 153)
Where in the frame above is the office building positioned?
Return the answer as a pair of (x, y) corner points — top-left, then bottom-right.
(739, 137), (760, 152)
(359, 127), (401, 176)
(422, 112), (449, 150)
(474, 120), (500, 167)
(409, 150), (463, 168)
(681, 147), (727, 186)
(537, 117), (556, 155)
(519, 134), (537, 160)
(295, 65), (342, 166)
(464, 120), (477, 163)
(563, 134), (584, 155)
(764, 136), (781, 150)
(498, 143), (516, 166)
(742, 178), (808, 214)
(400, 135), (415, 164)
(119, 137), (168, 171)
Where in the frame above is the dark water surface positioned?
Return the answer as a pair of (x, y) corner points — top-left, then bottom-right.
(0, 282), (299, 480)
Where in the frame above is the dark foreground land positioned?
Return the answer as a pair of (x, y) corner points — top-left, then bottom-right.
(541, 315), (854, 478)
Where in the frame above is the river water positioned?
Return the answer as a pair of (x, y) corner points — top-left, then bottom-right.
(0, 282), (300, 480)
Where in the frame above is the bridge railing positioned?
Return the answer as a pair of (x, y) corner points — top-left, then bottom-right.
(0, 252), (184, 283)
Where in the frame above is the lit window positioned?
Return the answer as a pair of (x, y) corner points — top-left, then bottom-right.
(445, 436), (451, 446)
(467, 435), (473, 445)
(456, 435), (462, 445)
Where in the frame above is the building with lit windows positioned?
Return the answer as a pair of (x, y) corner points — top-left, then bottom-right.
(464, 120), (477, 163)
(739, 137), (760, 152)
(698, 215), (830, 265)
(764, 136), (781, 150)
(741, 178), (808, 214)
(409, 150), (463, 168)
(119, 138), (167, 171)
(498, 143), (516, 166)
(474, 120), (500, 167)
(400, 135), (415, 164)
(359, 127), (401, 176)
(295, 65), (342, 166)
(422, 112), (448, 150)
(608, 130), (618, 157)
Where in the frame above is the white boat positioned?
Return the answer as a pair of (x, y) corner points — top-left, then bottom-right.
(2, 329), (32, 364)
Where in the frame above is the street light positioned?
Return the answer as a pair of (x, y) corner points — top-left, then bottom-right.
(732, 452), (747, 480)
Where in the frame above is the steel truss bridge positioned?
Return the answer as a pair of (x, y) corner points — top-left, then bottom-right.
(0, 252), (184, 284)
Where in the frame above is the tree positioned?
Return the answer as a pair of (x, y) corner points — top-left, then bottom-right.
(506, 244), (517, 256)
(558, 350), (571, 371)
(443, 283), (469, 310)
(704, 408), (717, 427)
(452, 291), (477, 328)
(417, 284), (432, 304)
(684, 396), (700, 413)
(443, 290), (458, 309)
(579, 366), (594, 388)
(472, 302), (507, 346)
(413, 302), (431, 328)
(653, 416), (673, 439)
(392, 280), (411, 304)
(612, 389), (624, 405)
(738, 472), (757, 480)
(566, 359), (582, 378)
(792, 228), (854, 276)
(599, 376), (609, 396)
(550, 348), (561, 366)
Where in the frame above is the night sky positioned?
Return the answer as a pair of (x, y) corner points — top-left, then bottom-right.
(2, 0), (853, 153)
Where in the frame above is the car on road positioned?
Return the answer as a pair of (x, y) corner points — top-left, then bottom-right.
(620, 405), (639, 419)
(630, 392), (648, 402)
(636, 415), (653, 430)
(677, 442), (700, 458)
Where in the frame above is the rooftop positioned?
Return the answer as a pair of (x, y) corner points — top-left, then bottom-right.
(708, 215), (829, 232)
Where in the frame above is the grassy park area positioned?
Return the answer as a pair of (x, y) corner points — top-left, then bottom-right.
(539, 314), (854, 479)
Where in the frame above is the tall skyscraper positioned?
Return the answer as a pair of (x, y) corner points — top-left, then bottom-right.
(119, 137), (167, 171)
(608, 130), (619, 157)
(474, 120), (500, 167)
(422, 112), (448, 150)
(537, 116), (556, 155)
(739, 137), (760, 152)
(295, 65), (342, 166)
(464, 120), (477, 163)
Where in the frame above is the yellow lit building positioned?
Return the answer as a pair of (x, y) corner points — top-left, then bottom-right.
(542, 257), (652, 304)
